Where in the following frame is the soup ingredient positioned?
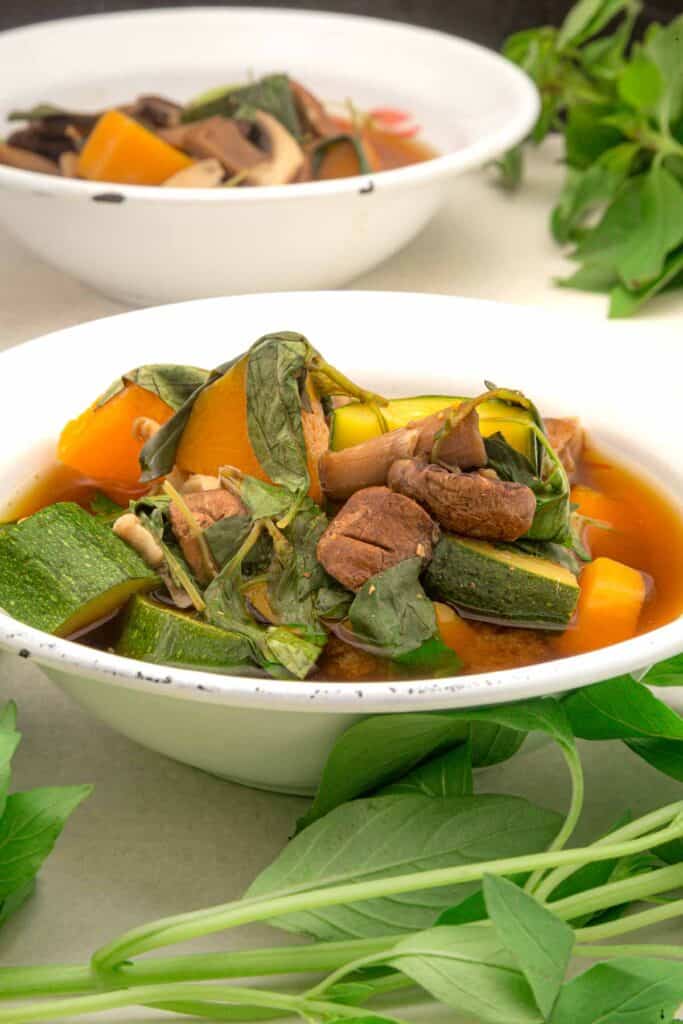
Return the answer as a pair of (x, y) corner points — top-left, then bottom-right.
(78, 110), (193, 185)
(545, 418), (584, 483)
(501, 0), (683, 317)
(58, 382), (175, 487)
(0, 142), (58, 175)
(555, 556), (646, 655)
(387, 459), (536, 541)
(425, 534), (580, 627)
(112, 512), (164, 568)
(162, 158), (224, 188)
(0, 702), (91, 933)
(243, 111), (304, 186)
(0, 503), (158, 636)
(316, 486), (438, 591)
(116, 595), (253, 670)
(161, 116), (268, 177)
(168, 488), (246, 583)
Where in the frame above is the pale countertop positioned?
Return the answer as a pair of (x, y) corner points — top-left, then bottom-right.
(0, 143), (681, 1019)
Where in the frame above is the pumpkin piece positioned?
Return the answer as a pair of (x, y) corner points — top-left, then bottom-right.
(554, 556), (646, 657)
(58, 383), (173, 487)
(78, 110), (193, 186)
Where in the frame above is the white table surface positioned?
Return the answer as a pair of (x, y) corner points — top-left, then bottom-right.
(0, 143), (681, 1019)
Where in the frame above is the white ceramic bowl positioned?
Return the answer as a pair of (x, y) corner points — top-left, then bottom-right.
(0, 8), (538, 305)
(0, 292), (681, 793)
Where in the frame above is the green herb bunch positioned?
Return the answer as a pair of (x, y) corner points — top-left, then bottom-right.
(2, 658), (683, 1024)
(502, 0), (683, 317)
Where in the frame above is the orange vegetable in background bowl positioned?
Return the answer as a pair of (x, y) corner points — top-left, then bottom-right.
(58, 383), (173, 487)
(78, 110), (193, 186)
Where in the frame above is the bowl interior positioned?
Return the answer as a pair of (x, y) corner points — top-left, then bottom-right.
(0, 291), (680, 711)
(0, 7), (536, 162)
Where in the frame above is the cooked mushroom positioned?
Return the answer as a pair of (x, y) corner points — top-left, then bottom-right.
(243, 111), (304, 186)
(316, 485), (438, 591)
(58, 151), (80, 177)
(160, 116), (265, 176)
(388, 459), (536, 542)
(289, 79), (338, 137)
(169, 488), (246, 583)
(411, 408), (487, 469)
(127, 94), (183, 130)
(0, 142), (59, 175)
(113, 513), (164, 569)
(162, 158), (225, 188)
(545, 417), (584, 483)
(319, 427), (420, 501)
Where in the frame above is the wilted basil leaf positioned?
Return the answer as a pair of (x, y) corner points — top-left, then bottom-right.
(348, 558), (437, 659)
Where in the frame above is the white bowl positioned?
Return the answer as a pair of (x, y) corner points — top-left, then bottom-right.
(0, 291), (681, 793)
(0, 8), (538, 305)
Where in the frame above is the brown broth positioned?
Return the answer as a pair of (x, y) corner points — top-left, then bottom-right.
(315, 126), (436, 181)
(4, 443), (683, 681)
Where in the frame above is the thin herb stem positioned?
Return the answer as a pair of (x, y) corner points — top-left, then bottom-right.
(148, 1002), (281, 1021)
(163, 480), (216, 580)
(550, 864), (683, 924)
(575, 943), (683, 961)
(304, 952), (389, 1000)
(92, 806), (683, 972)
(574, 897), (683, 942)
(525, 743), (584, 893)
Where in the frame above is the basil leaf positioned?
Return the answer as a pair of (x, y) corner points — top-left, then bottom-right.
(0, 786), (92, 900)
(386, 924), (540, 1024)
(609, 243), (683, 317)
(573, 176), (645, 269)
(0, 702), (17, 732)
(483, 874), (573, 1019)
(564, 103), (624, 170)
(204, 515), (253, 570)
(89, 492), (125, 521)
(0, 879), (34, 929)
(493, 147), (523, 191)
(246, 794), (561, 940)
(239, 478), (295, 521)
(557, 0), (633, 50)
(642, 654), (683, 686)
(348, 558), (437, 659)
(393, 635), (464, 677)
(96, 365), (210, 412)
(299, 697), (573, 830)
(183, 74), (301, 138)
(552, 143), (639, 244)
(379, 743), (473, 799)
(563, 675), (683, 740)
(550, 958), (683, 1024)
(625, 737), (683, 781)
(312, 135), (372, 177)
(246, 333), (311, 494)
(0, 705), (20, 819)
(558, 262), (619, 294)
(484, 433), (571, 543)
(644, 15), (683, 128)
(618, 54), (664, 113)
(615, 164), (683, 290)
(139, 356), (241, 482)
(264, 626), (324, 680)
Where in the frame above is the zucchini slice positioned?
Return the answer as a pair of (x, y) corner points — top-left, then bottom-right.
(116, 595), (253, 671)
(424, 535), (580, 629)
(0, 502), (158, 636)
(330, 395), (535, 459)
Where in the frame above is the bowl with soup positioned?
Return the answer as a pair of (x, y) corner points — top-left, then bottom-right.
(1, 291), (680, 792)
(0, 8), (538, 304)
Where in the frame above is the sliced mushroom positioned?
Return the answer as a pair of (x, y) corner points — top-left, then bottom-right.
(316, 485), (438, 591)
(58, 151), (80, 177)
(388, 459), (536, 542)
(545, 417), (584, 483)
(181, 473), (222, 494)
(163, 158), (225, 188)
(0, 142), (59, 175)
(160, 116), (265, 176)
(169, 489), (246, 583)
(411, 408), (487, 469)
(113, 513), (165, 569)
(289, 79), (338, 137)
(319, 427), (420, 502)
(127, 94), (183, 129)
(243, 111), (304, 186)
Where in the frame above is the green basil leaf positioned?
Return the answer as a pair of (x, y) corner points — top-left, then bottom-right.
(644, 16), (683, 128)
(573, 176), (645, 269)
(609, 243), (683, 316)
(615, 164), (683, 289)
(89, 492), (125, 521)
(263, 626), (324, 680)
(386, 924), (540, 1024)
(618, 53), (664, 113)
(550, 958), (683, 1024)
(0, 786), (92, 900)
(183, 74), (302, 138)
(483, 874), (574, 1019)
(96, 365), (210, 412)
(563, 675), (683, 740)
(565, 104), (624, 170)
(348, 558), (437, 659)
(625, 737), (683, 781)
(493, 146), (524, 190)
(238, 478), (295, 521)
(393, 635), (464, 677)
(484, 432), (571, 542)
(246, 794), (561, 941)
(299, 697), (572, 830)
(0, 702), (17, 732)
(379, 743), (473, 799)
(204, 515), (253, 570)
(557, 262), (619, 293)
(246, 333), (311, 494)
(552, 143), (640, 243)
(0, 878), (34, 929)
(0, 705), (20, 819)
(557, 0), (632, 51)
(642, 654), (683, 686)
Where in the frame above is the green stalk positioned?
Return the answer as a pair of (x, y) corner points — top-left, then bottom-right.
(92, 807), (683, 972)
(148, 1003), (281, 1021)
(0, 937), (401, 1000)
(574, 897), (683, 942)
(525, 743), (584, 893)
(550, 864), (683, 924)
(575, 943), (683, 962)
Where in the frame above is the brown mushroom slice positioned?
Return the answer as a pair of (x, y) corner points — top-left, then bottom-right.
(243, 112), (304, 186)
(289, 79), (339, 138)
(545, 417), (584, 483)
(0, 142), (59, 175)
(58, 151), (80, 177)
(160, 116), (265, 176)
(412, 408), (487, 469)
(169, 488), (246, 584)
(319, 427), (420, 501)
(127, 94), (183, 129)
(163, 158), (225, 188)
(316, 485), (438, 592)
(388, 459), (536, 542)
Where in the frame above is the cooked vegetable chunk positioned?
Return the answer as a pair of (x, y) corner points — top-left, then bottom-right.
(388, 459), (536, 541)
(0, 503), (158, 635)
(555, 557), (646, 656)
(116, 595), (253, 670)
(425, 534), (580, 628)
(545, 417), (584, 483)
(168, 488), (246, 582)
(78, 110), (193, 185)
(317, 486), (438, 591)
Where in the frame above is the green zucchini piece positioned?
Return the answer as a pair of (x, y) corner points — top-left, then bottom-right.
(424, 535), (580, 629)
(116, 596), (253, 672)
(330, 395), (536, 460)
(0, 503), (158, 636)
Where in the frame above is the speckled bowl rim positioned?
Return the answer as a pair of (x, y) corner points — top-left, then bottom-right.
(0, 7), (539, 204)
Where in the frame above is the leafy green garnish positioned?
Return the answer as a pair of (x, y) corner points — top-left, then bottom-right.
(181, 74), (302, 138)
(96, 365), (210, 412)
(311, 134), (372, 177)
(348, 558), (438, 659)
